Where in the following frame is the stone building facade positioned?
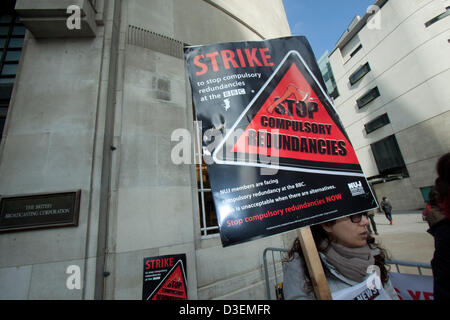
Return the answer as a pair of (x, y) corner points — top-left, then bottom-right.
(0, 0), (292, 299)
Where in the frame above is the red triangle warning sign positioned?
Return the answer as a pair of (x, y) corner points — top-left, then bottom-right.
(150, 261), (188, 300)
(213, 51), (364, 176)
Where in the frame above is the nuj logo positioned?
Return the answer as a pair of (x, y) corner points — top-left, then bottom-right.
(348, 181), (365, 196)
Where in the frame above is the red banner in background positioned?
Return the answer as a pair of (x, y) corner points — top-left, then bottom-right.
(389, 272), (434, 300)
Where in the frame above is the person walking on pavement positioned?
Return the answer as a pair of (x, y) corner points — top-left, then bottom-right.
(380, 197), (393, 225)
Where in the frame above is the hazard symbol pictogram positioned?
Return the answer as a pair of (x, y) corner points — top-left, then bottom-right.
(212, 50), (365, 176)
(148, 260), (188, 300)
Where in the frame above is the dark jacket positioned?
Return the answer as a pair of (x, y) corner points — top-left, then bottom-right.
(428, 218), (450, 300)
(380, 200), (392, 213)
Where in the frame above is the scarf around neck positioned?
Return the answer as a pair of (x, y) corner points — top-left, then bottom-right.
(323, 242), (379, 283)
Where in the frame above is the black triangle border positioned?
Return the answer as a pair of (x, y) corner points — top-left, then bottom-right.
(212, 50), (364, 176)
(146, 259), (188, 300)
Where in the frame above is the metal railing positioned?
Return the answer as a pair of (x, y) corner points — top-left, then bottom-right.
(263, 247), (289, 300)
(262, 247), (432, 300)
(387, 259), (431, 276)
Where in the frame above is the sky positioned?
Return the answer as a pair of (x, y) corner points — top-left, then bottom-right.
(282, 0), (377, 59)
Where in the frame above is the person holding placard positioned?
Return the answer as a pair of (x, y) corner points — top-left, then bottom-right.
(283, 212), (398, 300)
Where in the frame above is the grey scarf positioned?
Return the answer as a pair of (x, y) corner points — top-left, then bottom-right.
(323, 242), (379, 283)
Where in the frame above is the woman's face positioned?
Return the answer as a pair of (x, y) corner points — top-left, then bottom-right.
(321, 214), (370, 248)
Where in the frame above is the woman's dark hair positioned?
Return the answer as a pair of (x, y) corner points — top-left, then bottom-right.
(436, 152), (450, 184)
(435, 152), (450, 218)
(428, 186), (439, 206)
(434, 178), (448, 202)
(285, 220), (391, 293)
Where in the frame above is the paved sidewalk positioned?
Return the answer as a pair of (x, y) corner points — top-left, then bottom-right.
(370, 210), (434, 275)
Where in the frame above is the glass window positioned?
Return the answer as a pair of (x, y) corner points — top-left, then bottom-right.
(194, 113), (219, 237)
(370, 135), (408, 175)
(196, 153), (219, 237)
(350, 44), (363, 58)
(5, 50), (21, 62)
(12, 26), (26, 36)
(0, 78), (15, 84)
(7, 37), (24, 48)
(425, 6), (450, 27)
(0, 26), (9, 36)
(365, 113), (390, 134)
(349, 62), (371, 85)
(197, 171), (218, 235)
(330, 87), (340, 99)
(0, 116), (6, 137)
(0, 4), (26, 142)
(0, 84), (13, 100)
(0, 15), (12, 23)
(1, 64), (17, 76)
(357, 87), (380, 108)
(0, 106), (6, 137)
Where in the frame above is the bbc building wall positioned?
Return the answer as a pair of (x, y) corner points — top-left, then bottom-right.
(328, 0), (450, 211)
(0, 0), (293, 299)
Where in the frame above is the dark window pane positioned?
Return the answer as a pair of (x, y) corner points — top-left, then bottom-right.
(0, 83), (13, 100)
(198, 193), (205, 229)
(0, 78), (15, 84)
(349, 62), (371, 85)
(0, 15), (12, 23)
(0, 26), (9, 36)
(365, 113), (390, 134)
(350, 44), (363, 58)
(12, 26), (26, 36)
(0, 116), (6, 137)
(357, 87), (380, 108)
(0, 107), (7, 117)
(197, 191), (218, 234)
(0, 106), (6, 140)
(0, 38), (6, 48)
(1, 64), (17, 76)
(5, 50), (21, 61)
(370, 135), (406, 174)
(8, 38), (24, 48)
(330, 87), (340, 99)
(425, 7), (450, 27)
(196, 163), (211, 189)
(203, 192), (218, 229)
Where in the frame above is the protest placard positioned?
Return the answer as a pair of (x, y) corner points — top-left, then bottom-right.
(184, 36), (377, 247)
(143, 254), (188, 300)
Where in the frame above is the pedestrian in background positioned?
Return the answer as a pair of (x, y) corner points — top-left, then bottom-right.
(426, 152), (450, 300)
(380, 196), (393, 225)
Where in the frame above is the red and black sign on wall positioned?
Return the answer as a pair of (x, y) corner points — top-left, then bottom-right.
(142, 254), (187, 300)
(184, 36), (377, 247)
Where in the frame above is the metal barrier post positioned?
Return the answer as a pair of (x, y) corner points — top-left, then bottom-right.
(263, 247), (288, 300)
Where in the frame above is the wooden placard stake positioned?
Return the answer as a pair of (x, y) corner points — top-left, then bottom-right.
(297, 227), (332, 300)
